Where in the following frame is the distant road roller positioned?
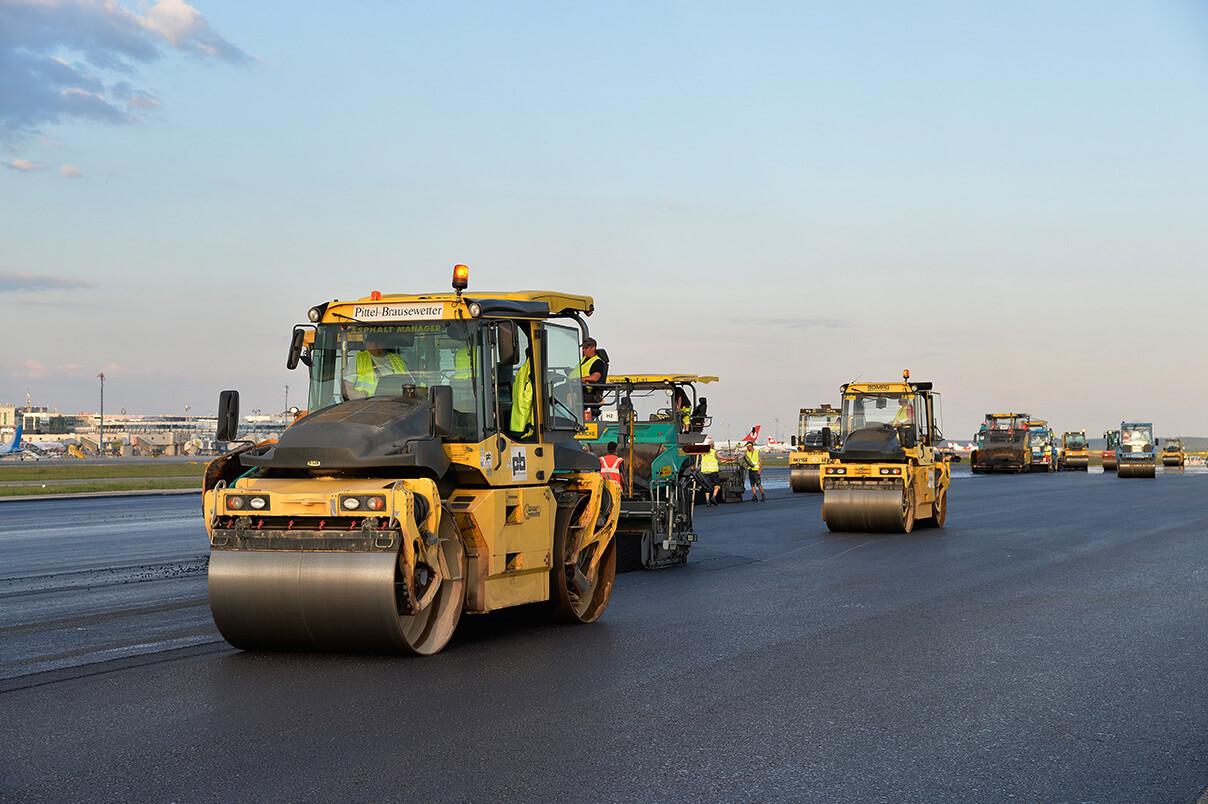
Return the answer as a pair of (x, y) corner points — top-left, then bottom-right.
(203, 267), (619, 655)
(821, 371), (956, 533)
(970, 413), (1031, 474)
(1116, 422), (1157, 479)
(1162, 438), (1186, 468)
(1102, 430), (1121, 471)
(1059, 431), (1090, 470)
(789, 405), (840, 493)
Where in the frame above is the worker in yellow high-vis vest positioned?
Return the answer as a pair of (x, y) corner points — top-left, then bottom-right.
(700, 441), (721, 506)
(742, 442), (766, 502)
(345, 332), (407, 399)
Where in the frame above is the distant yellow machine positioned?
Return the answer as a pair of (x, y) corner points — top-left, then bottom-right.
(203, 267), (619, 655)
(1162, 438), (1186, 468)
(1058, 431), (1090, 471)
(789, 405), (840, 493)
(821, 371), (956, 533)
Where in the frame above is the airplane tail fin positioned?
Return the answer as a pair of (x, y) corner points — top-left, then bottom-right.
(741, 425), (760, 443)
(1, 423), (23, 455)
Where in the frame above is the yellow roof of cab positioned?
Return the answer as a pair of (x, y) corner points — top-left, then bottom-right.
(843, 381), (912, 394)
(321, 290), (595, 322)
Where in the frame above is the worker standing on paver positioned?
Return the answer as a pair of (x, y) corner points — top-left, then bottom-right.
(742, 441), (766, 502)
(700, 440), (722, 506)
(578, 337), (606, 421)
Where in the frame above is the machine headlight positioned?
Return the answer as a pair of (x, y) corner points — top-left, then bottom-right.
(341, 495), (387, 512)
(226, 495), (269, 511)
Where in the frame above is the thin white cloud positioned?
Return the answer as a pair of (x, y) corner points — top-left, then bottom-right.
(0, 0), (252, 144)
(60, 164), (84, 177)
(0, 271), (97, 292)
(5, 158), (47, 171)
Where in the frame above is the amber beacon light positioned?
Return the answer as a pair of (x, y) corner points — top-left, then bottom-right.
(452, 264), (470, 292)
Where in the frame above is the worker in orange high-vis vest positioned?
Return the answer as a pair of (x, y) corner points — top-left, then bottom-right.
(600, 441), (624, 493)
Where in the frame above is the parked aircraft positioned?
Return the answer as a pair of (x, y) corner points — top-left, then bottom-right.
(0, 423), (23, 456)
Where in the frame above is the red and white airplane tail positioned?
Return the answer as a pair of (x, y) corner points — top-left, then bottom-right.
(740, 425), (761, 443)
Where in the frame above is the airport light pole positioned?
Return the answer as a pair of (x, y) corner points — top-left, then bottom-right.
(284, 385), (289, 414)
(97, 372), (105, 458)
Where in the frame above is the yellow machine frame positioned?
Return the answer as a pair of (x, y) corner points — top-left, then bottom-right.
(204, 278), (620, 655)
(821, 375), (953, 533)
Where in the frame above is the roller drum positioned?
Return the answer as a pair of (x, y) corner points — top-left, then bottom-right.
(209, 550), (455, 654)
(790, 466), (822, 493)
(1064, 456), (1089, 470)
(1117, 462), (1155, 479)
(823, 486), (911, 533)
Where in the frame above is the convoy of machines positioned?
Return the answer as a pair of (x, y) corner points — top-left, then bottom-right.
(970, 413), (1031, 474)
(1162, 438), (1186, 468)
(195, 265), (1191, 660)
(1116, 422), (1157, 478)
(1059, 431), (1090, 470)
(203, 268), (620, 655)
(789, 405), (840, 493)
(820, 371), (954, 533)
(578, 374), (716, 570)
(1102, 430), (1121, 471)
(1025, 419), (1059, 472)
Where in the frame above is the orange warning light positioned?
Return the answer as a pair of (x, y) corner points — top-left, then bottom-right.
(371, 291), (382, 301)
(452, 264), (469, 292)
(903, 368), (910, 380)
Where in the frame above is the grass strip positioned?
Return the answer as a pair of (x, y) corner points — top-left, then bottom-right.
(0, 479), (201, 497)
(0, 463), (207, 482)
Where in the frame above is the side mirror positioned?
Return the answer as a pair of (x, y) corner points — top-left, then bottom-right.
(899, 427), (917, 449)
(821, 426), (832, 448)
(618, 398), (634, 439)
(430, 385), (454, 438)
(217, 390), (240, 442)
(497, 322), (519, 366)
(286, 327), (307, 370)
(790, 435), (797, 447)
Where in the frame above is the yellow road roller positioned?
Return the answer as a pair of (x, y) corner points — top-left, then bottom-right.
(821, 370), (955, 533)
(203, 267), (619, 655)
(789, 405), (840, 493)
(1162, 438), (1186, 468)
(1059, 430), (1090, 470)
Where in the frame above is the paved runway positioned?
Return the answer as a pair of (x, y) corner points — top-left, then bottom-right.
(2, 468), (1206, 802)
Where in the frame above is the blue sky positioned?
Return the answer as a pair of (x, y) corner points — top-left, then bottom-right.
(3, 0), (1207, 440)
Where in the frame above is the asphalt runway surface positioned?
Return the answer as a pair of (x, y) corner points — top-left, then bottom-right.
(2, 467), (1207, 802)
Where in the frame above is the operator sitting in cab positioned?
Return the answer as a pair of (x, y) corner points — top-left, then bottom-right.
(344, 331), (407, 399)
(891, 395), (914, 427)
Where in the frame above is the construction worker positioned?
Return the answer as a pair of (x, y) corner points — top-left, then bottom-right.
(674, 389), (692, 433)
(700, 441), (721, 506)
(742, 442), (766, 502)
(345, 331), (407, 399)
(578, 337), (605, 421)
(599, 441), (624, 493)
(452, 345), (472, 379)
(891, 395), (914, 426)
(509, 353), (535, 438)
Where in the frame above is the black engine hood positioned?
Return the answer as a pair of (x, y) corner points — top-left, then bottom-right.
(241, 396), (450, 475)
(829, 425), (907, 464)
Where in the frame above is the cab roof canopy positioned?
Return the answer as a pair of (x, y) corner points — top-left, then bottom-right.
(841, 380), (933, 393)
(369, 290), (589, 314)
